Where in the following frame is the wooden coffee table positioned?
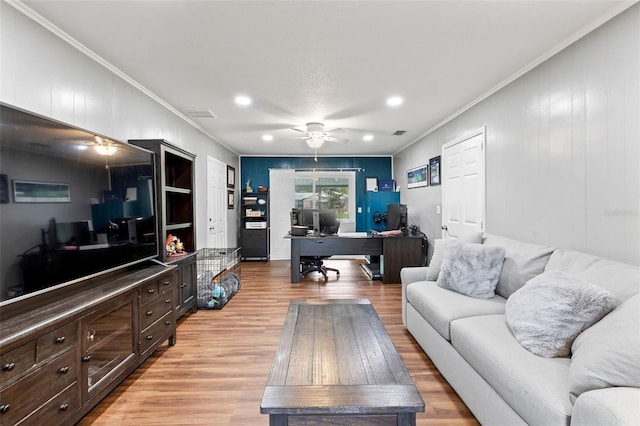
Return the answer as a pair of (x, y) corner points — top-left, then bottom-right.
(261, 299), (424, 425)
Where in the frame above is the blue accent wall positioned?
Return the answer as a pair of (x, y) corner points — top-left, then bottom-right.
(240, 156), (393, 232)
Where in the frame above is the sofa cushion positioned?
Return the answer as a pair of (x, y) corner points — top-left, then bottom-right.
(569, 294), (640, 403)
(437, 240), (506, 299)
(506, 271), (616, 358)
(571, 387), (640, 426)
(425, 232), (483, 281)
(450, 314), (573, 426)
(482, 234), (555, 298)
(544, 249), (640, 304)
(406, 281), (506, 340)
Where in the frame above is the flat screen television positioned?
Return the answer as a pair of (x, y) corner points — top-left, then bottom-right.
(0, 103), (159, 303)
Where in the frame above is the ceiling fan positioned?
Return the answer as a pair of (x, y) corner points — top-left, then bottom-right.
(293, 122), (349, 160)
(80, 136), (119, 156)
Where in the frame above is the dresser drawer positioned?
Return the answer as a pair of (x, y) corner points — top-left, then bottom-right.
(16, 382), (79, 426)
(0, 349), (76, 425)
(37, 322), (78, 363)
(0, 341), (36, 389)
(158, 274), (174, 295)
(140, 311), (174, 355)
(141, 295), (173, 330)
(140, 274), (175, 305)
(140, 280), (161, 305)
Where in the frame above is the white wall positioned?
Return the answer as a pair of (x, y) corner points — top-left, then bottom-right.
(394, 4), (640, 266)
(0, 3), (239, 251)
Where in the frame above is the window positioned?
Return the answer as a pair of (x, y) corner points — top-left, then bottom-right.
(294, 171), (355, 229)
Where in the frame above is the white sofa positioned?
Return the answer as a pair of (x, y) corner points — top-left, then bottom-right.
(401, 234), (640, 426)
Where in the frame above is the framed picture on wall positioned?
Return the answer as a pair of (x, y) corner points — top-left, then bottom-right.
(365, 177), (378, 192)
(13, 180), (71, 203)
(227, 165), (235, 189)
(407, 165), (429, 188)
(0, 174), (8, 203)
(227, 190), (234, 209)
(429, 156), (441, 186)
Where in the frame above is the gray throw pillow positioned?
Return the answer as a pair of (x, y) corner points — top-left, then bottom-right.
(506, 271), (616, 358)
(426, 232), (483, 281)
(436, 239), (505, 299)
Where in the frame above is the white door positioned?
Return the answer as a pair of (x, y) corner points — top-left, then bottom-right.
(207, 156), (227, 248)
(442, 127), (485, 239)
(269, 169), (296, 260)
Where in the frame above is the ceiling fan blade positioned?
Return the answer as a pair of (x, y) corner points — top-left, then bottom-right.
(325, 135), (349, 143)
(325, 127), (346, 134)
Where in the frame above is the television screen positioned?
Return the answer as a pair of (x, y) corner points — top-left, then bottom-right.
(0, 103), (158, 302)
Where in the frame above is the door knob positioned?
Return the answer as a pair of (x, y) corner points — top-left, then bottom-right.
(441, 225), (448, 231)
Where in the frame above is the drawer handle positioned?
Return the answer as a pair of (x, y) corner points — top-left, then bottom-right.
(180, 283), (186, 288)
(59, 403), (69, 412)
(56, 336), (66, 344)
(165, 320), (171, 325)
(3, 362), (15, 371)
(163, 280), (171, 286)
(146, 335), (153, 340)
(82, 355), (91, 363)
(146, 310), (153, 316)
(148, 288), (155, 294)
(59, 366), (69, 374)
(165, 299), (171, 303)
(0, 404), (9, 414)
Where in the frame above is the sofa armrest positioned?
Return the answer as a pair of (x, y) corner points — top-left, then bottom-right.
(571, 387), (640, 426)
(401, 266), (428, 285)
(401, 267), (429, 327)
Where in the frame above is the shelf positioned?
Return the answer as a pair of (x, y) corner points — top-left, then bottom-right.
(129, 139), (196, 258)
(166, 223), (193, 230)
(166, 186), (192, 194)
(240, 190), (269, 259)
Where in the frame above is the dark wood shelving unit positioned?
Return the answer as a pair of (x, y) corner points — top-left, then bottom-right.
(129, 139), (197, 317)
(240, 190), (269, 260)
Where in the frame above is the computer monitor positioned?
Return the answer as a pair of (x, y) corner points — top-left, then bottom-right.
(386, 204), (407, 230)
(298, 208), (340, 235)
(55, 220), (93, 246)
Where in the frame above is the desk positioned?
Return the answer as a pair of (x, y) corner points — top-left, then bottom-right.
(289, 234), (424, 284)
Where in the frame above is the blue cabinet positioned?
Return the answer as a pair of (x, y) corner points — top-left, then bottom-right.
(365, 192), (400, 232)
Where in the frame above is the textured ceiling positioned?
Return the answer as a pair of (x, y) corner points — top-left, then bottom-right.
(19, 0), (635, 157)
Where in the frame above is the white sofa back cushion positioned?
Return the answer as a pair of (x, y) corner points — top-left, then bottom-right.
(569, 294), (640, 403)
(544, 249), (640, 304)
(482, 234), (555, 299)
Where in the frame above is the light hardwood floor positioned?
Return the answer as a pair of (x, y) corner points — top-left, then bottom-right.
(78, 259), (479, 425)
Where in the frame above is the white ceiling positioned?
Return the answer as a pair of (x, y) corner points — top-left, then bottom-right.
(19, 0), (635, 157)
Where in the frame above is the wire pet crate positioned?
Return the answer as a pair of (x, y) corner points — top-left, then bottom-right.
(196, 247), (241, 309)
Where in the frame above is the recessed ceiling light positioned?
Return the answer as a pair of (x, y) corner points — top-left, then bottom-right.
(262, 134), (273, 142)
(363, 134), (374, 142)
(76, 145), (88, 150)
(234, 95), (252, 106)
(386, 96), (403, 107)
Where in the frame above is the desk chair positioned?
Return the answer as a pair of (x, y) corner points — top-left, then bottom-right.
(300, 256), (340, 281)
(300, 222), (341, 281)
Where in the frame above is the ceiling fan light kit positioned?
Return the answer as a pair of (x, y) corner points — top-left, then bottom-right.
(95, 142), (117, 156)
(306, 134), (324, 149)
(299, 122), (349, 152)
